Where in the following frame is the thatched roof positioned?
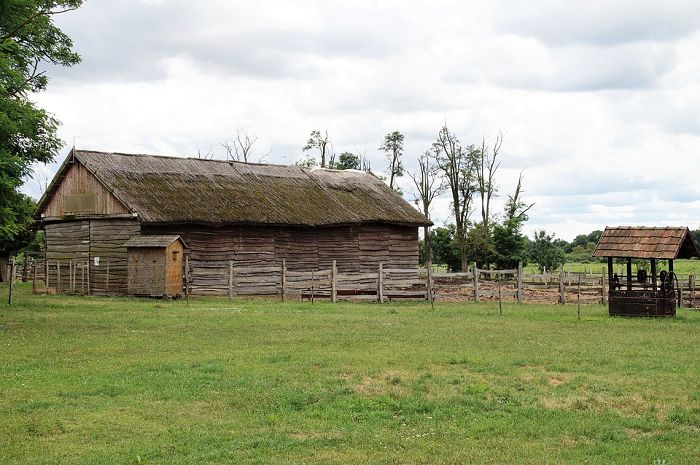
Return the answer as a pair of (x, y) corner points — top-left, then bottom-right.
(37, 150), (431, 227)
(124, 235), (186, 248)
(592, 227), (700, 259)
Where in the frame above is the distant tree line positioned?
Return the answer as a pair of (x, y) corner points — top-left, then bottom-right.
(424, 228), (700, 273)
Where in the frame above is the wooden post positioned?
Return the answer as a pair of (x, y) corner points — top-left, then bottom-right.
(691, 273), (696, 308)
(228, 260), (234, 301)
(427, 265), (433, 303)
(45, 260), (49, 295)
(607, 257), (614, 291)
(185, 255), (190, 302)
(281, 259), (286, 302)
(8, 258), (15, 305)
(651, 258), (657, 292)
(378, 262), (384, 303)
(57, 261), (61, 293)
(516, 261), (523, 304)
(86, 259), (90, 296)
(32, 258), (37, 294)
(558, 265), (565, 304)
(22, 252), (28, 282)
(601, 267), (607, 305)
(679, 277), (685, 308)
(81, 264), (85, 294)
(311, 269), (315, 305)
(473, 262), (480, 301)
(69, 260), (73, 292)
(626, 258), (632, 291)
(331, 260), (337, 303)
(498, 276), (502, 316)
(577, 273), (581, 320)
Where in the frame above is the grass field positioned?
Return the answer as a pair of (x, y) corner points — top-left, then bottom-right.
(524, 259), (700, 275)
(1, 284), (699, 464)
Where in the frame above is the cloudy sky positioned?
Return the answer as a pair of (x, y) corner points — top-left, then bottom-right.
(24, 0), (700, 240)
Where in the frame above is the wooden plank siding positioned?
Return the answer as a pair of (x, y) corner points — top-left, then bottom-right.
(140, 223), (420, 295)
(44, 218), (140, 295)
(90, 219), (140, 294)
(42, 161), (130, 218)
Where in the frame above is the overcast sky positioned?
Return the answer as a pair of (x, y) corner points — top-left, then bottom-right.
(23, 0), (700, 240)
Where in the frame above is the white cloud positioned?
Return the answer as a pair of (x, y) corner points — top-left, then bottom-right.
(21, 0), (700, 240)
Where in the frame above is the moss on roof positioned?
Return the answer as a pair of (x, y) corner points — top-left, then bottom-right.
(45, 150), (431, 227)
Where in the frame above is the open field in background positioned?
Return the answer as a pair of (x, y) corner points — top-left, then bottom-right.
(1, 283), (699, 464)
(524, 259), (700, 275)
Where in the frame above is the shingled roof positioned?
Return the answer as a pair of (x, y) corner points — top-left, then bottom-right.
(37, 150), (431, 227)
(592, 227), (700, 259)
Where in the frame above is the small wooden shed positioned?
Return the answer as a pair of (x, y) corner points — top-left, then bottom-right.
(125, 235), (187, 297)
(593, 226), (700, 317)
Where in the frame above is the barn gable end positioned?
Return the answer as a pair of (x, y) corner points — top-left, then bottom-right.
(39, 158), (131, 219)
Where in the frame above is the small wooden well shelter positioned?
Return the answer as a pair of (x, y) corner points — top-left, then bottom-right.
(593, 227), (700, 317)
(125, 235), (187, 297)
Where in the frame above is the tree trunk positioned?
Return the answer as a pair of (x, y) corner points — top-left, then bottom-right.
(423, 225), (431, 267)
(0, 255), (8, 283)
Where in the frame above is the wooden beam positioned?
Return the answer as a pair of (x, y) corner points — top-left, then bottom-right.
(626, 258), (632, 291)
(651, 258), (657, 292)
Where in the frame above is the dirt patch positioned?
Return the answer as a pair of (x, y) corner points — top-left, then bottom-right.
(548, 376), (566, 387)
(352, 370), (413, 397)
(291, 431), (341, 441)
(540, 392), (653, 416)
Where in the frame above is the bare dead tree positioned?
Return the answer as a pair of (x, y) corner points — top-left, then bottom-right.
(476, 131), (502, 266)
(432, 125), (477, 272)
(408, 149), (444, 267)
(221, 129), (267, 163)
(354, 150), (372, 172)
(505, 170), (534, 222)
(197, 145), (214, 159)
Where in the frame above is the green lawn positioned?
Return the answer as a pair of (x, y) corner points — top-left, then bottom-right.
(1, 284), (699, 464)
(525, 259), (700, 275)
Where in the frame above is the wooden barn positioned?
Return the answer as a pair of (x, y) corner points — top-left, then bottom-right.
(34, 149), (431, 295)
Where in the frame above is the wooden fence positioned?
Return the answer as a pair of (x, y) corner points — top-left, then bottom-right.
(6, 258), (700, 309)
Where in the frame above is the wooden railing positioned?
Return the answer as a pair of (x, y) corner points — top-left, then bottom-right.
(7, 258), (700, 309)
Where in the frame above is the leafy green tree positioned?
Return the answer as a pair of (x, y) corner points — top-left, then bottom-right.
(1, 0), (83, 280)
(333, 152), (360, 170)
(430, 226), (460, 272)
(529, 230), (566, 272)
(0, 193), (37, 281)
(432, 126), (479, 271)
(379, 131), (404, 192)
(294, 155), (318, 168)
(464, 224), (495, 269)
(692, 229), (700, 248)
(492, 170), (532, 269)
(303, 130), (331, 168)
(492, 219), (528, 269)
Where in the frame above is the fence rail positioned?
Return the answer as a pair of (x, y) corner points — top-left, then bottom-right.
(5, 258), (700, 309)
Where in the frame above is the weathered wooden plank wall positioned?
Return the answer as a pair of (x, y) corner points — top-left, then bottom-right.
(44, 219), (140, 295)
(43, 221), (420, 296)
(142, 223), (420, 294)
(90, 219), (140, 294)
(42, 161), (129, 217)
